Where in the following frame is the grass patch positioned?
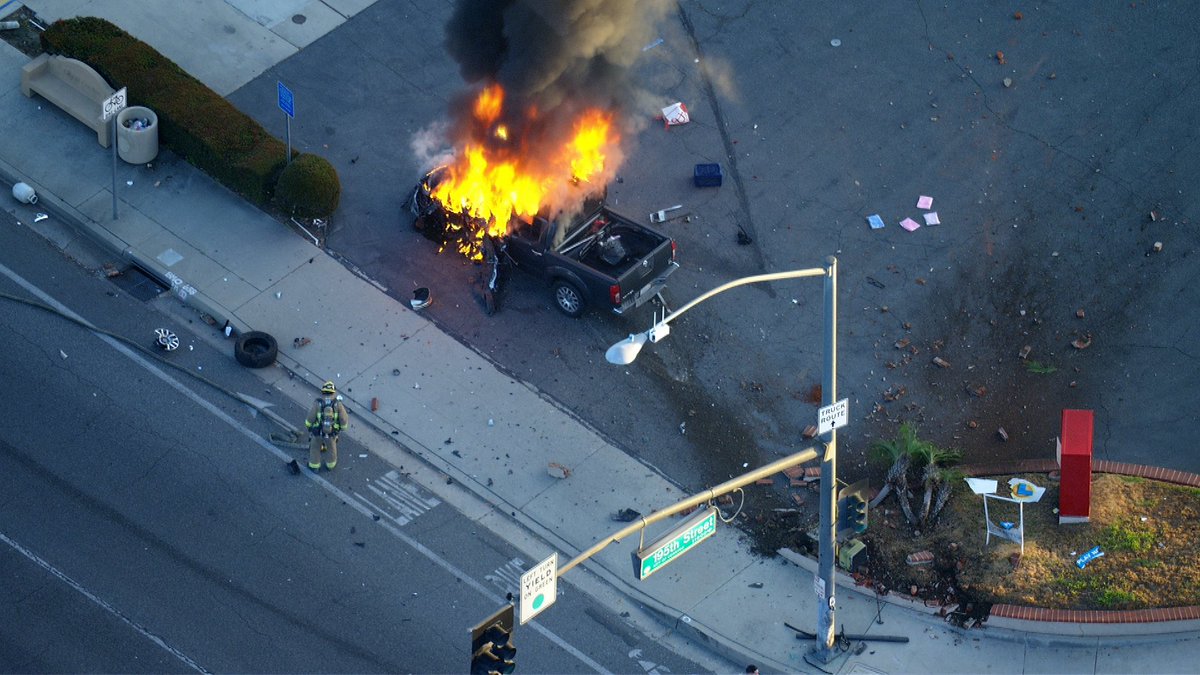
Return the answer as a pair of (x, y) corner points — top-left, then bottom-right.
(865, 473), (1200, 610)
(1025, 360), (1058, 374)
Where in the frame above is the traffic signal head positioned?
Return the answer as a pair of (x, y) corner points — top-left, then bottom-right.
(836, 479), (870, 541)
(471, 604), (516, 675)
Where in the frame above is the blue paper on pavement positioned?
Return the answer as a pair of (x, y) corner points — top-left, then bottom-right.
(867, 214), (885, 229)
(1076, 546), (1104, 569)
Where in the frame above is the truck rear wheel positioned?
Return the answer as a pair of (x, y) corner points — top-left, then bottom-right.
(552, 281), (585, 318)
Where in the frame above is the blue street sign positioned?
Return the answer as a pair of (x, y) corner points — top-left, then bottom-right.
(277, 81), (295, 118)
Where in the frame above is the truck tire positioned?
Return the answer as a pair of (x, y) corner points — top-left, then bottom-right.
(552, 280), (586, 318)
(234, 331), (278, 368)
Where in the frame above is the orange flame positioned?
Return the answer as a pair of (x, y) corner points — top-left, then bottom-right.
(430, 84), (618, 259)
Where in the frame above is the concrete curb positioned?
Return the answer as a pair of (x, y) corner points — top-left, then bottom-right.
(0, 162), (252, 336)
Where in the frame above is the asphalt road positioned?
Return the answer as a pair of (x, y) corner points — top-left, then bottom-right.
(0, 214), (715, 673)
(226, 0), (1199, 511)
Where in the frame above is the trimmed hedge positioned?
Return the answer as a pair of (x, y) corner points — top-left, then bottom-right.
(40, 17), (310, 207)
(275, 154), (341, 219)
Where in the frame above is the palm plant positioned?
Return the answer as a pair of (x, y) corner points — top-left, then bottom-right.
(913, 445), (963, 524)
(929, 466), (965, 524)
(869, 422), (926, 525)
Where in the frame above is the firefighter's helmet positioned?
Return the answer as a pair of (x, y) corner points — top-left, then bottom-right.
(321, 381), (336, 395)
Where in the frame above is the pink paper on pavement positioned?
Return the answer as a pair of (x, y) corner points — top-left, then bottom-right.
(917, 195), (933, 210)
(900, 217), (921, 232)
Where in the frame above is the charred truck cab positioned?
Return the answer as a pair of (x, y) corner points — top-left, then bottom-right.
(410, 168), (678, 317)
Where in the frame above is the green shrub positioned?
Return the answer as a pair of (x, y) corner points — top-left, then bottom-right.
(40, 17), (303, 206)
(274, 154), (341, 218)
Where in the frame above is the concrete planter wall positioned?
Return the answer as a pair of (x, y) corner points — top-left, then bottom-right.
(116, 106), (159, 164)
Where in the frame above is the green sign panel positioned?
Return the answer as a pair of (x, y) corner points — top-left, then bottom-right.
(632, 507), (718, 580)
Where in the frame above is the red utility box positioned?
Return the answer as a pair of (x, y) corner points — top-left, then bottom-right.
(1058, 409), (1094, 524)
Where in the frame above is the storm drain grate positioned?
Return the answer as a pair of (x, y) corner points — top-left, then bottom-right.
(108, 265), (168, 302)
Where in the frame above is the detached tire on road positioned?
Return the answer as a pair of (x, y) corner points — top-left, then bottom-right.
(552, 280), (586, 318)
(234, 331), (278, 368)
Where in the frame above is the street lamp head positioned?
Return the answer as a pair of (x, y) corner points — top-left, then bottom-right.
(605, 332), (647, 365)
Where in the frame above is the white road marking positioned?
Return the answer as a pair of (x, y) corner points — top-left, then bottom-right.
(0, 531), (206, 673)
(0, 261), (612, 675)
(485, 557), (527, 597)
(354, 469), (441, 526)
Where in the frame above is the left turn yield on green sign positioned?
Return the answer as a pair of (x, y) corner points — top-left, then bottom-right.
(520, 553), (557, 624)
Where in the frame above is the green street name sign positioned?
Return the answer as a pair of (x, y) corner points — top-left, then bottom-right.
(632, 507), (718, 581)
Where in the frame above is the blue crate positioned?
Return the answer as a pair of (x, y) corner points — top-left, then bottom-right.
(694, 163), (722, 187)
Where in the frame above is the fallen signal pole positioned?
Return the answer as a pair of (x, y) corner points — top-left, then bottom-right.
(785, 621), (910, 644)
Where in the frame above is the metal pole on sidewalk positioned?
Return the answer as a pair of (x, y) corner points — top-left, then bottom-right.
(811, 255), (839, 662)
(111, 117), (118, 220)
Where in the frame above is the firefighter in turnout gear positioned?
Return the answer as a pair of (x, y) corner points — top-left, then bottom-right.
(305, 381), (349, 471)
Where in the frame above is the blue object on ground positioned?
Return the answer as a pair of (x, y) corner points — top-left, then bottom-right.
(694, 163), (723, 187)
(1076, 546), (1105, 569)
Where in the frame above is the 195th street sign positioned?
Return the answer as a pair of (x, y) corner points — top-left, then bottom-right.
(632, 506), (718, 580)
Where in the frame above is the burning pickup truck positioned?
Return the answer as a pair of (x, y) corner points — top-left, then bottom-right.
(410, 167), (678, 317)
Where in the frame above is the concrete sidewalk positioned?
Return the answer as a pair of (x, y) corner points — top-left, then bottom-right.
(3, 6), (1199, 674)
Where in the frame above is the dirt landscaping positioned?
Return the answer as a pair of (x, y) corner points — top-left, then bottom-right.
(859, 472), (1200, 612)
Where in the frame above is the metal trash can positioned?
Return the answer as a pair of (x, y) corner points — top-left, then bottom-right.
(116, 106), (159, 164)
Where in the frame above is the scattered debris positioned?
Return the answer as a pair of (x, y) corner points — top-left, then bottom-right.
(755, 477), (774, 486)
(1076, 546), (1104, 569)
(1076, 308), (1086, 319)
(154, 328), (180, 351)
(917, 195), (933, 210)
(1013, 11), (1023, 20)
(547, 462), (571, 479)
(995, 51), (1006, 65)
(612, 508), (641, 522)
(410, 287), (431, 310)
(679, 422), (686, 435)
(802, 425), (819, 439)
(1071, 334), (1092, 350)
(749, 582), (764, 589)
(102, 263), (122, 278)
(830, 38), (841, 47)
(1149, 209), (1160, 222)
(932, 356), (951, 368)
(969, 385), (988, 398)
(34, 212), (49, 223)
(923, 212), (940, 226)
(867, 214), (885, 230)
(895, 337), (911, 349)
(997, 427), (1009, 442)
(660, 102), (689, 126)
(293, 337), (312, 348)
(967, 420), (979, 429)
(1018, 345), (1032, 359)
(650, 204), (683, 223)
(915, 277), (927, 286)
(1003, 77), (1013, 88)
(392, 368), (401, 376)
(907, 551), (934, 566)
(642, 37), (663, 51)
(867, 276), (886, 289)
(370, 397), (379, 412)
(900, 217), (921, 232)
(1152, 241), (1163, 253)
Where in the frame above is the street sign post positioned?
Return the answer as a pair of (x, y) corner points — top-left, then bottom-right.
(277, 81), (294, 164)
(519, 553), (557, 624)
(101, 87), (127, 221)
(632, 506), (717, 581)
(817, 398), (849, 435)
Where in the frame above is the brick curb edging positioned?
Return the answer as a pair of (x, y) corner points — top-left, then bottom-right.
(960, 459), (1200, 627)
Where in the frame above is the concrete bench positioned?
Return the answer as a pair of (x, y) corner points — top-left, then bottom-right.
(20, 53), (115, 148)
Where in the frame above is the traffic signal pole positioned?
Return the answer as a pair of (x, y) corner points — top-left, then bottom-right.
(810, 256), (840, 664)
(558, 445), (818, 576)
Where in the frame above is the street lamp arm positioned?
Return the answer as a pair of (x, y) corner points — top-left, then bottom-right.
(606, 267), (829, 365)
(659, 268), (827, 328)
